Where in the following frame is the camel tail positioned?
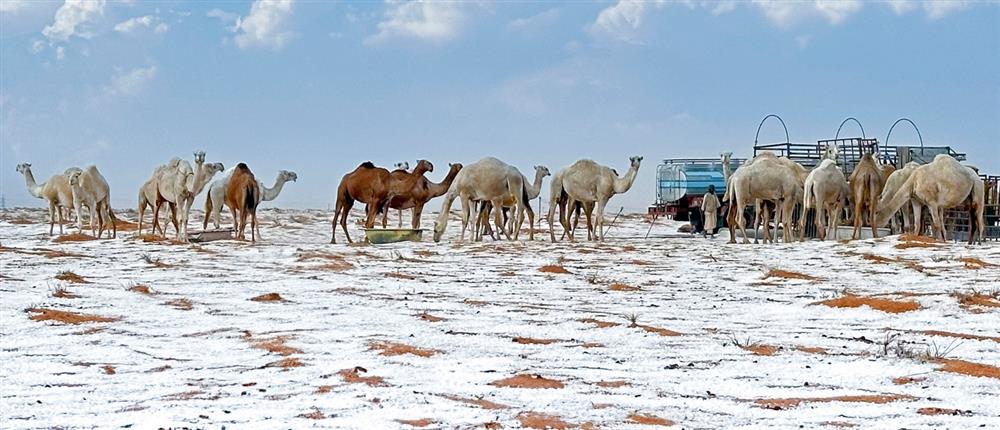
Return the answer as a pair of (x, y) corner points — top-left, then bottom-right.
(203, 192), (213, 229)
(875, 172), (915, 228)
(245, 180), (259, 213)
(803, 179), (815, 209)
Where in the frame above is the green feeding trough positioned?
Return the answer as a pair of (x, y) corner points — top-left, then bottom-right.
(364, 228), (424, 244)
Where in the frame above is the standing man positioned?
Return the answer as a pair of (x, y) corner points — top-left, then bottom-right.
(702, 184), (720, 238)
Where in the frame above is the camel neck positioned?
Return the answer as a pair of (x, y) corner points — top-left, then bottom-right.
(613, 165), (639, 194)
(21, 169), (44, 198)
(526, 171), (546, 199)
(262, 176), (287, 202)
(429, 167), (461, 198)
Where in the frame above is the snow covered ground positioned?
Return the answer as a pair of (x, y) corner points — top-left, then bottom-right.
(1, 207), (998, 429)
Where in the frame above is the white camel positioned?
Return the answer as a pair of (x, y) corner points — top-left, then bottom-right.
(137, 159), (182, 236)
(803, 159), (848, 240)
(15, 163), (76, 235)
(877, 154), (985, 243)
(725, 153), (803, 244)
(204, 169), (298, 230)
(432, 157), (527, 243)
(879, 161), (920, 234)
(152, 152), (224, 240)
(65, 166), (116, 238)
(476, 165), (550, 239)
(548, 156), (642, 242)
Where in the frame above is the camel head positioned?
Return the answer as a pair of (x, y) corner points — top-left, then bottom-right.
(193, 151), (206, 165)
(447, 163), (463, 174)
(433, 220), (444, 242)
(629, 156), (643, 168)
(534, 165), (551, 178)
(822, 144), (839, 162)
(15, 163), (31, 174)
(279, 170), (298, 182)
(394, 161), (410, 171)
(720, 152), (732, 162)
(208, 162), (225, 174)
(66, 169), (83, 186)
(414, 159), (434, 174)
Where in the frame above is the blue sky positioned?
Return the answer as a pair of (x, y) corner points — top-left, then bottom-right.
(2, 0), (998, 212)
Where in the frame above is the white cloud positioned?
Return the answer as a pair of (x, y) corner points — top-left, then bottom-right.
(232, 0), (295, 50)
(751, 0), (861, 27)
(710, 1), (737, 15)
(114, 15), (169, 34)
(207, 8), (239, 28)
(30, 39), (45, 53)
(885, 0), (918, 15)
(588, 0), (665, 43)
(105, 65), (157, 97)
(42, 0), (106, 42)
(508, 8), (559, 36)
(1, 0), (32, 13)
(366, 0), (465, 44)
(55, 45), (66, 60)
(924, 0), (972, 20)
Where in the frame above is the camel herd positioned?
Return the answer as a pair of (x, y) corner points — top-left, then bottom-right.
(329, 156), (643, 244)
(722, 147), (986, 245)
(13, 148), (986, 245)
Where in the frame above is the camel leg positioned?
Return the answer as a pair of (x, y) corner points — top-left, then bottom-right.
(152, 200), (163, 237)
(230, 204), (240, 238)
(547, 198), (558, 242)
(584, 204), (595, 241)
(492, 199), (510, 240)
(341, 199), (355, 243)
(522, 202), (535, 241)
(851, 196), (864, 240)
(250, 208), (257, 242)
(565, 198), (577, 242)
(737, 198), (750, 244)
(48, 202), (57, 235)
(902, 202), (913, 234)
(459, 197), (471, 243)
(783, 201), (795, 243)
(411, 204), (423, 230)
(911, 202), (923, 237)
(595, 199), (608, 241)
(929, 205), (944, 242)
(138, 201), (145, 236)
(381, 206), (388, 229)
(815, 205), (826, 241)
(398, 209), (403, 229)
(869, 193), (879, 239)
(752, 200), (762, 244)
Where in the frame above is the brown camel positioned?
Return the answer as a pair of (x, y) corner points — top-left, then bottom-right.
(225, 163), (260, 241)
(380, 162), (463, 229)
(331, 162), (392, 244)
(378, 159), (434, 228)
(849, 153), (886, 239)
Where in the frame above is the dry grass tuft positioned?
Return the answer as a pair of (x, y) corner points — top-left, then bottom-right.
(634, 324), (683, 337)
(55, 271), (89, 283)
(754, 394), (914, 410)
(102, 365), (116, 375)
(338, 367), (387, 386)
(951, 290), (1000, 310)
(247, 334), (303, 356)
(513, 337), (559, 345)
(917, 407), (972, 416)
(315, 385), (333, 394)
(608, 283), (640, 292)
(895, 241), (940, 249)
(579, 318), (620, 328)
(297, 251), (354, 271)
(53, 233), (97, 243)
(418, 312), (445, 322)
(595, 380), (629, 388)
(892, 376), (925, 385)
(127, 284), (153, 295)
(959, 257), (998, 269)
(52, 287), (80, 299)
(491, 374), (564, 389)
(627, 412), (675, 426)
(743, 344), (780, 356)
(763, 268), (819, 281)
(920, 330), (1000, 344)
(385, 271), (418, 280)
(265, 357), (304, 369)
(250, 293), (285, 302)
(165, 298), (193, 310)
(297, 408), (325, 420)
(539, 264), (571, 274)
(932, 358), (1000, 379)
(516, 412), (572, 429)
(440, 394), (509, 410)
(795, 346), (829, 355)
(816, 294), (920, 313)
(369, 341), (438, 357)
(395, 419), (435, 427)
(141, 254), (172, 268)
(27, 308), (118, 324)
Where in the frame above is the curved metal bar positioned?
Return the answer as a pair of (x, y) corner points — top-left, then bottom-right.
(754, 114), (790, 144)
(886, 118), (924, 156)
(835, 117), (866, 139)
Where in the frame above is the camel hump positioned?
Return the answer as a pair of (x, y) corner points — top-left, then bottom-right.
(359, 161), (377, 169)
(235, 162), (250, 171)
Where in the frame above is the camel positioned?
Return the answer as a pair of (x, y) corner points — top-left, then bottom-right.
(388, 161), (411, 227)
(331, 162), (393, 244)
(724, 153), (803, 244)
(877, 154), (985, 244)
(379, 162), (463, 230)
(65, 166), (117, 238)
(152, 152), (224, 240)
(879, 161), (920, 234)
(225, 163), (261, 241)
(432, 157), (528, 243)
(545, 169), (596, 241)
(15, 163), (76, 235)
(378, 159), (434, 229)
(476, 165), (550, 239)
(204, 169), (298, 230)
(803, 159), (848, 240)
(138, 159), (182, 236)
(848, 153), (885, 239)
(548, 156), (642, 242)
